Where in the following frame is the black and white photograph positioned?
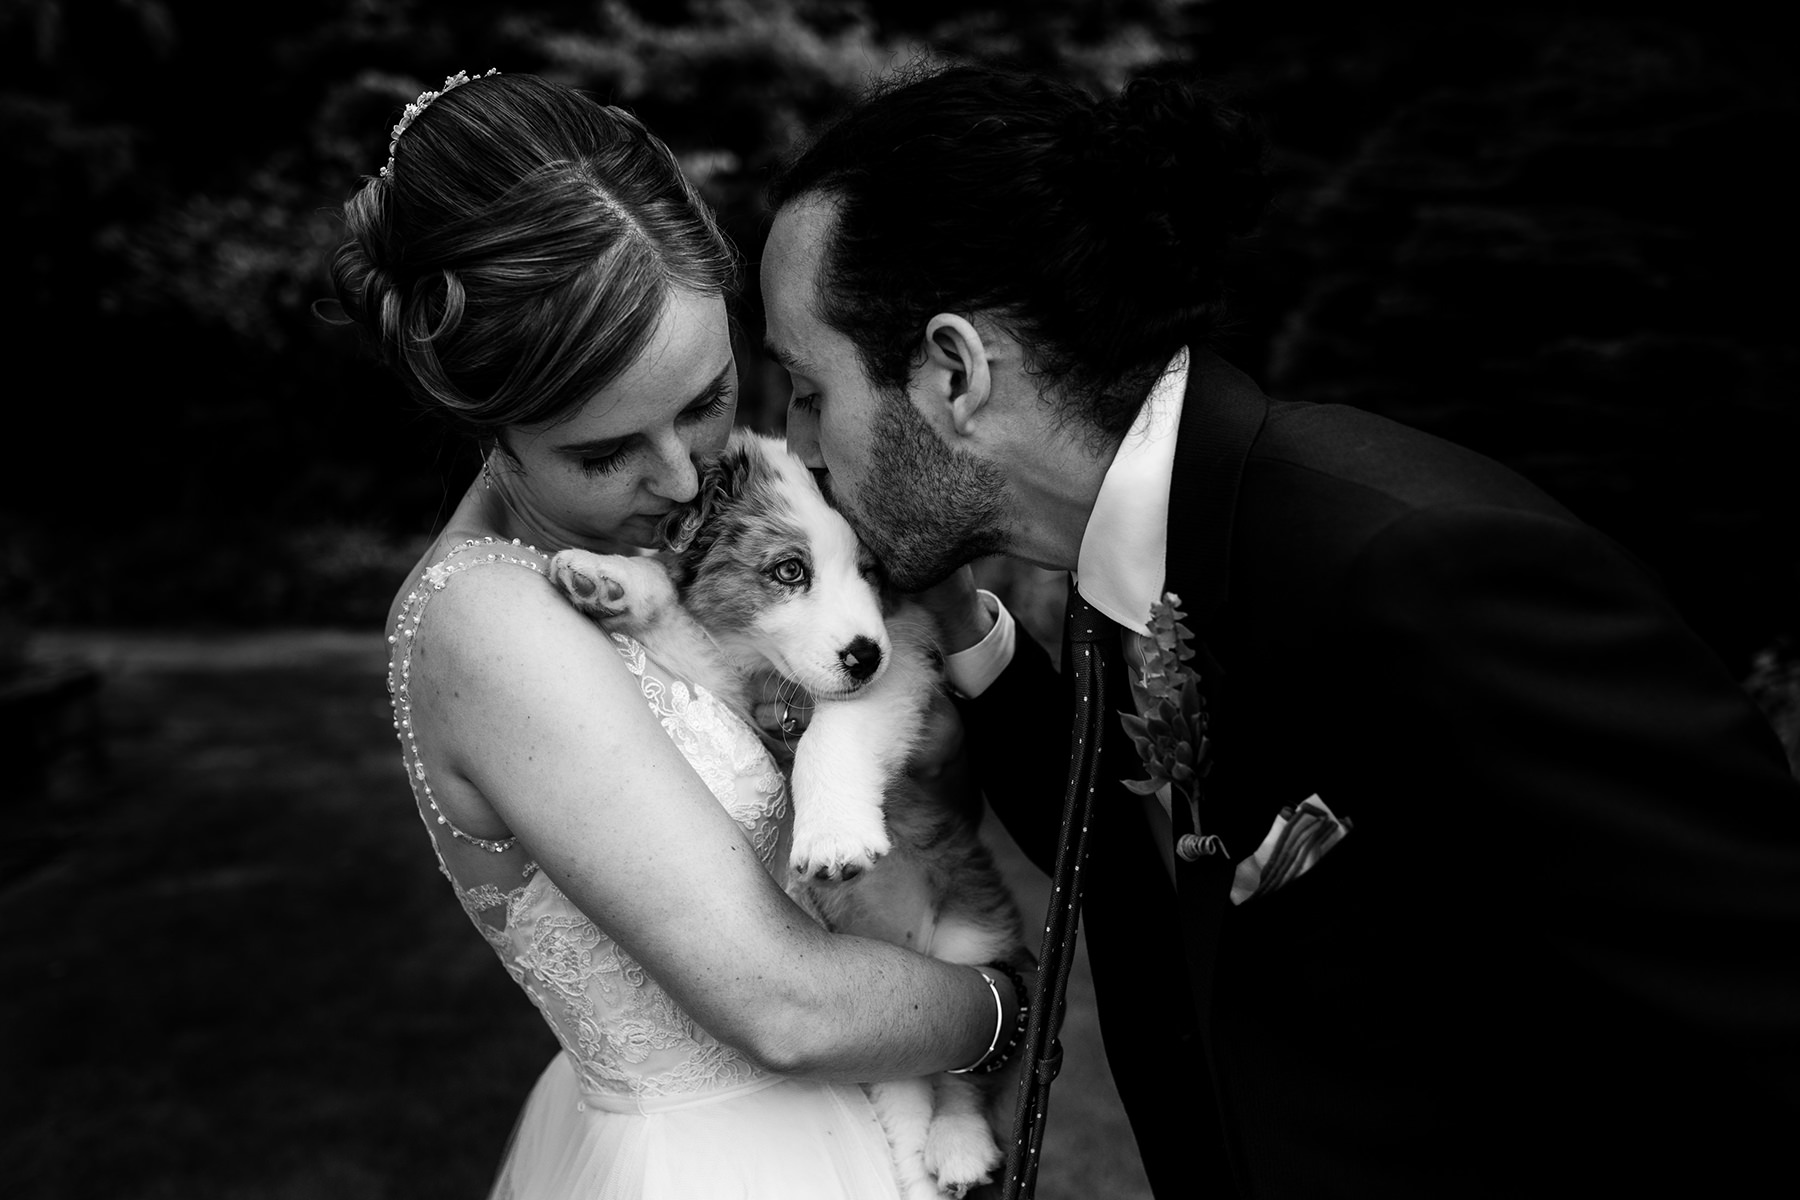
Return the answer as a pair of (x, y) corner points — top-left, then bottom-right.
(5, 2), (1797, 1198)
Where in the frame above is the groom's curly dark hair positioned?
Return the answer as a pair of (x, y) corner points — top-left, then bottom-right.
(768, 60), (1270, 442)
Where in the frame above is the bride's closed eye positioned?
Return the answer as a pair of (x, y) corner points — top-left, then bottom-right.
(682, 387), (735, 425)
(579, 450), (628, 476)
(790, 392), (820, 414)
(578, 388), (735, 476)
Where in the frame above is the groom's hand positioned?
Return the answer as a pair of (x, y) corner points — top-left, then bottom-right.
(910, 565), (996, 655)
(899, 567), (990, 824)
(906, 684), (975, 796)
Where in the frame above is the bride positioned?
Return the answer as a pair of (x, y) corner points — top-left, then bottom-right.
(332, 71), (1024, 1199)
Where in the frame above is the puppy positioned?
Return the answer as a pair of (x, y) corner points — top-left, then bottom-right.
(548, 430), (1028, 1200)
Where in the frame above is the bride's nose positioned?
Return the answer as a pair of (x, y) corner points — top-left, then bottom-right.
(647, 434), (702, 503)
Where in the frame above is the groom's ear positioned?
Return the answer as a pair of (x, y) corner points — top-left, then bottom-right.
(918, 313), (991, 439)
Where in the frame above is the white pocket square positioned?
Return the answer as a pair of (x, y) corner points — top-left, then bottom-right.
(1230, 794), (1353, 905)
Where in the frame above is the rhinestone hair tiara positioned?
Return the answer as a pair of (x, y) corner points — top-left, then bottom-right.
(379, 68), (499, 180)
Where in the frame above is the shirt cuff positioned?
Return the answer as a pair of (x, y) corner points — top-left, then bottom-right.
(944, 589), (1017, 699)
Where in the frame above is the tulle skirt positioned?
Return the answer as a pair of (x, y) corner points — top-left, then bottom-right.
(487, 1054), (905, 1199)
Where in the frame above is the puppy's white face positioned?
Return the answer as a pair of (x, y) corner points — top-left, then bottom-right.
(677, 434), (893, 698)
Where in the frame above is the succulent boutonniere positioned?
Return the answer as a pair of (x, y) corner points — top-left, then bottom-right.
(1121, 592), (1226, 857)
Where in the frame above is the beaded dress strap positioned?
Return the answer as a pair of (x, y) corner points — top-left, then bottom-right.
(388, 536), (549, 855)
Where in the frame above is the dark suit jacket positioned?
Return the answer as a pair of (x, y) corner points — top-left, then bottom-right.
(962, 352), (1800, 1197)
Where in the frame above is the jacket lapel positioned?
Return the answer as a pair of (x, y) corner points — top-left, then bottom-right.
(1159, 351), (1269, 1024)
(1163, 350), (1269, 620)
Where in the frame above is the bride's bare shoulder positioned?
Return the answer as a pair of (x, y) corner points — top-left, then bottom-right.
(391, 536), (621, 680)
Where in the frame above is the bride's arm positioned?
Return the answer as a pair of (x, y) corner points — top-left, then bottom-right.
(415, 564), (1010, 1082)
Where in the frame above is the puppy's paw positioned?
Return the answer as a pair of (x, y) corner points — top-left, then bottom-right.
(923, 1109), (1001, 1198)
(788, 807), (892, 882)
(788, 737), (893, 880)
(548, 549), (630, 618)
(549, 550), (678, 629)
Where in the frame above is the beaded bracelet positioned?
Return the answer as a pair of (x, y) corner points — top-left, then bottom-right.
(947, 962), (1031, 1075)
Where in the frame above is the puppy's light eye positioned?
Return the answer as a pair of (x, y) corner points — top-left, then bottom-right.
(770, 558), (808, 586)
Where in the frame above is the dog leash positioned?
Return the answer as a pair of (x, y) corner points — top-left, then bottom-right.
(997, 587), (1112, 1199)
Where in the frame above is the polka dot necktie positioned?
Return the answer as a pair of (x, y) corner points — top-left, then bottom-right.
(1000, 581), (1113, 1199)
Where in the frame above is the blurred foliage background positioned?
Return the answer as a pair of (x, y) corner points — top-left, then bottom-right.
(2, 0), (1795, 680)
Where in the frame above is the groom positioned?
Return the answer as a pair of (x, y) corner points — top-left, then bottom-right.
(760, 65), (1800, 1197)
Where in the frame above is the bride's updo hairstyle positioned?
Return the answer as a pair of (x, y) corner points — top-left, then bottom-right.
(333, 73), (735, 438)
(769, 63), (1268, 439)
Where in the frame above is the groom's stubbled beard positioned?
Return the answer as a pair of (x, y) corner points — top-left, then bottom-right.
(830, 384), (1010, 591)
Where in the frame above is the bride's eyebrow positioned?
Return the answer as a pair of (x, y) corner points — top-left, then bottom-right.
(552, 367), (734, 456)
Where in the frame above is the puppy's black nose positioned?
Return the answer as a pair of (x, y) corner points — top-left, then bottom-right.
(839, 636), (882, 681)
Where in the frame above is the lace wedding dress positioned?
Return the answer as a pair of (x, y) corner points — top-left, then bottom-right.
(388, 540), (906, 1199)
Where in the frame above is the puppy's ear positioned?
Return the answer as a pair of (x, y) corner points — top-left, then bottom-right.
(659, 476), (717, 553)
(658, 432), (756, 555)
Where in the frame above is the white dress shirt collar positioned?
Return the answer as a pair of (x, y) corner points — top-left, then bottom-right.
(1074, 347), (1189, 636)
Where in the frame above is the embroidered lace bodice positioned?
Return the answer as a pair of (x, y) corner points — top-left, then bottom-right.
(387, 538), (791, 1113)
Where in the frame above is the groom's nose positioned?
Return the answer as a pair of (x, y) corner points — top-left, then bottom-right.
(785, 400), (823, 469)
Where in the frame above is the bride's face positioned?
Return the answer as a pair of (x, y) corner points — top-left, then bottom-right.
(491, 288), (738, 552)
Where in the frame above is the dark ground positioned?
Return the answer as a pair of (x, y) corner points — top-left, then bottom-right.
(2, 626), (1148, 1200)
